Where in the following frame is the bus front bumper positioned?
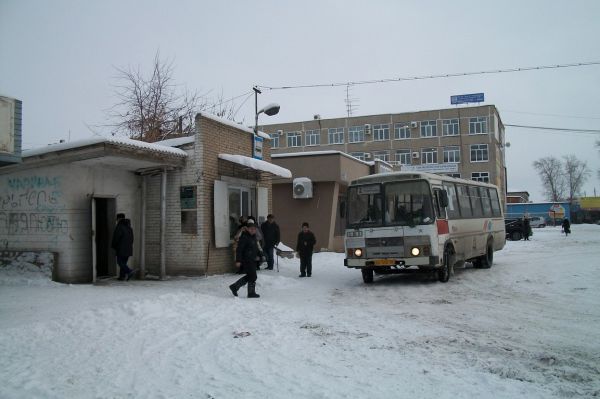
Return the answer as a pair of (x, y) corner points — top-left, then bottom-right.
(344, 256), (439, 268)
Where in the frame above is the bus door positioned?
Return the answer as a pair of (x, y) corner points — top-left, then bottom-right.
(432, 186), (450, 250)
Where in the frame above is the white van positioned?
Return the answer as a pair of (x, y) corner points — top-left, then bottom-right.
(529, 216), (546, 228)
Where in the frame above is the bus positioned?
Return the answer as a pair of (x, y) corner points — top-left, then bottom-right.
(343, 172), (505, 283)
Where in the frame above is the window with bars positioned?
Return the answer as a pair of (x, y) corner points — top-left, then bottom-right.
(420, 120), (437, 137)
(395, 149), (411, 165)
(348, 126), (365, 143)
(269, 133), (279, 149)
(305, 129), (320, 146)
(443, 146), (460, 163)
(471, 172), (490, 182)
(394, 123), (411, 139)
(286, 131), (302, 147)
(373, 124), (390, 141)
(442, 119), (459, 136)
(328, 127), (344, 144)
(421, 147), (437, 164)
(469, 117), (488, 134)
(470, 144), (489, 162)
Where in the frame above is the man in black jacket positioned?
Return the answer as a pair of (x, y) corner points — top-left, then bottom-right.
(229, 220), (261, 298)
(260, 214), (280, 270)
(111, 214), (135, 281)
(296, 222), (316, 278)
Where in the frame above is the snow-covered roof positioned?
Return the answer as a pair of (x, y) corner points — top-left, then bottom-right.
(199, 112), (271, 140)
(218, 153), (292, 178)
(23, 136), (188, 158)
(272, 150), (372, 166)
(154, 136), (195, 148)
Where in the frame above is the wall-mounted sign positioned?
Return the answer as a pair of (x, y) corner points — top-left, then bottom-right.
(253, 135), (263, 160)
(401, 164), (458, 173)
(451, 93), (484, 105)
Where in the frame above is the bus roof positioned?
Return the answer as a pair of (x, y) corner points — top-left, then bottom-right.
(350, 171), (499, 189)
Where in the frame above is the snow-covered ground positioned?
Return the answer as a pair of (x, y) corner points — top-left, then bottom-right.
(1, 225), (599, 398)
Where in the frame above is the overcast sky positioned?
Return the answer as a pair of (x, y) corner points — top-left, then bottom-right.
(1, 0), (599, 200)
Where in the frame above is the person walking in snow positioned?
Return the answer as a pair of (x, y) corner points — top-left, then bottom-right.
(111, 214), (135, 281)
(261, 214), (280, 270)
(247, 216), (265, 270)
(562, 218), (571, 236)
(296, 222), (316, 278)
(229, 219), (262, 298)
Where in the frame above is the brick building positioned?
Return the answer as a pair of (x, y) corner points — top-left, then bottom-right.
(0, 113), (290, 283)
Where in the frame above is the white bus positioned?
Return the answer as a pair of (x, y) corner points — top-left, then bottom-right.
(343, 172), (505, 283)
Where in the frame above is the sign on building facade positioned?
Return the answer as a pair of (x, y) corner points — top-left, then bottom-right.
(401, 164), (459, 173)
(451, 93), (484, 105)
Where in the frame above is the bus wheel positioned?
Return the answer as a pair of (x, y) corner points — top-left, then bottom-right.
(438, 248), (452, 283)
(510, 231), (522, 241)
(476, 240), (494, 269)
(361, 268), (374, 284)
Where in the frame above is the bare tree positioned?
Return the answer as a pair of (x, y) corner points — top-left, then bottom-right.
(563, 155), (591, 201)
(106, 52), (238, 142)
(533, 156), (566, 202)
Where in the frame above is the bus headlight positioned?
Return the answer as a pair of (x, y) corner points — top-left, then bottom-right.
(354, 248), (363, 257)
(410, 247), (420, 256)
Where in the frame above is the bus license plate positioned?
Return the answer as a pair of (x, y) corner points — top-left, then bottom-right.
(374, 259), (395, 266)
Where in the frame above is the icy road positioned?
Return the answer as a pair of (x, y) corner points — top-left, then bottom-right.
(1, 225), (599, 398)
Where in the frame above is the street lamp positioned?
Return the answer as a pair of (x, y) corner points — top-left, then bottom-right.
(254, 86), (280, 135)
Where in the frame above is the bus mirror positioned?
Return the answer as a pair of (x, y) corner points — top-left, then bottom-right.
(440, 191), (449, 208)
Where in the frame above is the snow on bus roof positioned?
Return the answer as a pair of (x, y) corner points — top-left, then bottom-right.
(351, 171), (498, 187)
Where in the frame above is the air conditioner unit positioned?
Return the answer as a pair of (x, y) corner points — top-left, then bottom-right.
(293, 177), (313, 199)
(412, 151), (420, 159)
(277, 130), (283, 135)
(364, 124), (372, 135)
(410, 121), (418, 128)
(364, 153), (372, 159)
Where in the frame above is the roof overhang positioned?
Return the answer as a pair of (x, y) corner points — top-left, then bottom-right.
(218, 154), (291, 178)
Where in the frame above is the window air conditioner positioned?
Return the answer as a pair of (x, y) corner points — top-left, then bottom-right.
(364, 124), (371, 135)
(412, 152), (420, 159)
(293, 177), (313, 199)
(410, 121), (418, 128)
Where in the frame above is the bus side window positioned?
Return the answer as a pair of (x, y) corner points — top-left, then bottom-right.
(490, 188), (502, 217)
(443, 184), (460, 219)
(481, 188), (493, 217)
(469, 186), (484, 217)
(433, 188), (446, 219)
(456, 184), (473, 218)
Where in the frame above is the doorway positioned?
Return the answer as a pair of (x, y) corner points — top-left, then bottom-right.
(92, 197), (116, 281)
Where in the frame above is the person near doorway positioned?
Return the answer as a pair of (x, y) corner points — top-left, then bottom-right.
(296, 222), (316, 278)
(112, 214), (135, 281)
(522, 217), (531, 241)
(247, 216), (265, 270)
(232, 216), (248, 274)
(229, 219), (262, 298)
(562, 218), (571, 236)
(261, 214), (280, 270)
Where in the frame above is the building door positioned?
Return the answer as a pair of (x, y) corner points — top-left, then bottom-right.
(91, 197), (116, 282)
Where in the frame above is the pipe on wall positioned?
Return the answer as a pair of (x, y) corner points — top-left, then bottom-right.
(160, 168), (167, 279)
(139, 176), (147, 279)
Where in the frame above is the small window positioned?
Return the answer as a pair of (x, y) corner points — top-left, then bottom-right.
(328, 127), (344, 144)
(350, 152), (366, 161)
(443, 183), (461, 219)
(373, 124), (390, 141)
(469, 117), (488, 134)
(421, 148), (437, 164)
(480, 187), (493, 217)
(490, 188), (502, 217)
(472, 172), (490, 183)
(456, 184), (472, 218)
(269, 133), (279, 149)
(443, 146), (460, 163)
(442, 119), (459, 136)
(470, 144), (489, 162)
(469, 186), (484, 218)
(305, 129), (320, 146)
(420, 120), (437, 137)
(348, 126), (365, 143)
(395, 149), (411, 165)
(373, 151), (389, 162)
(286, 131), (302, 147)
(394, 123), (411, 139)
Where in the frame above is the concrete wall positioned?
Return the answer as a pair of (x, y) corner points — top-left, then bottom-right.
(0, 163), (141, 283)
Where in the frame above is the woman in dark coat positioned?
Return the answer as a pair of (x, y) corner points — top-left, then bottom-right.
(111, 218), (135, 280)
(296, 222), (316, 277)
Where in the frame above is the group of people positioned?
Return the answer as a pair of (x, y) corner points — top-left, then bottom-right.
(229, 214), (317, 298)
(520, 216), (572, 241)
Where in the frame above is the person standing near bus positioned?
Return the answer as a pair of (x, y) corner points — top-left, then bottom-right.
(296, 222), (316, 277)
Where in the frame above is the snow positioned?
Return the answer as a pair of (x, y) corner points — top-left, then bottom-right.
(22, 136), (189, 158)
(273, 150), (373, 166)
(275, 242), (294, 252)
(1, 225), (600, 398)
(153, 135), (195, 148)
(0, 251), (57, 287)
(199, 111), (272, 140)
(219, 153), (292, 178)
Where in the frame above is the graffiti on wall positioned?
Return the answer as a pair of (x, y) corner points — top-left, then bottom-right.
(0, 175), (68, 236)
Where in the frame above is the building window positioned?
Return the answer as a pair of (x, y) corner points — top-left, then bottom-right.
(305, 129), (320, 146)
(395, 149), (411, 165)
(469, 117), (488, 134)
(420, 120), (437, 137)
(373, 151), (389, 162)
(287, 131), (302, 147)
(442, 119), (459, 136)
(443, 146), (460, 163)
(373, 124), (390, 141)
(269, 133), (279, 149)
(350, 152), (366, 161)
(421, 147), (437, 164)
(470, 144), (489, 162)
(472, 172), (490, 183)
(328, 127), (344, 144)
(446, 173), (461, 178)
(394, 123), (411, 139)
(348, 126), (365, 143)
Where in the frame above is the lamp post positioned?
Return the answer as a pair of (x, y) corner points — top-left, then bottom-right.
(253, 85), (280, 135)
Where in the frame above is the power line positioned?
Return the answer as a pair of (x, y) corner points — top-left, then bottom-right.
(505, 123), (600, 134)
(502, 109), (600, 120)
(257, 61), (600, 91)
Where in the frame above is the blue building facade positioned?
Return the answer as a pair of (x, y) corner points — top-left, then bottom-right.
(506, 202), (571, 224)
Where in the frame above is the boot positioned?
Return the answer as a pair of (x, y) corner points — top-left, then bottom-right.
(248, 282), (260, 298)
(229, 282), (239, 297)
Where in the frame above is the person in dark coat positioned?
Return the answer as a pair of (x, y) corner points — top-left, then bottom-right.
(229, 219), (262, 298)
(522, 217), (531, 241)
(260, 214), (280, 270)
(111, 215), (135, 281)
(562, 218), (571, 236)
(296, 222), (316, 277)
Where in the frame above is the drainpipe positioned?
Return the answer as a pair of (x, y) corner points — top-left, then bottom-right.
(139, 176), (147, 280)
(160, 168), (167, 280)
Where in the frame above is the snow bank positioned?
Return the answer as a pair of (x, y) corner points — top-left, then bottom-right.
(0, 251), (57, 286)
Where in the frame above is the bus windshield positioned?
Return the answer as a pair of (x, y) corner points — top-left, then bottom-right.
(383, 180), (434, 226)
(347, 184), (383, 228)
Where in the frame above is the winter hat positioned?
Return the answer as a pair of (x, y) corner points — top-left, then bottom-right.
(246, 219), (256, 227)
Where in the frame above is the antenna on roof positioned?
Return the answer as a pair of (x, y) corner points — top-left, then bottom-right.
(344, 84), (359, 117)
